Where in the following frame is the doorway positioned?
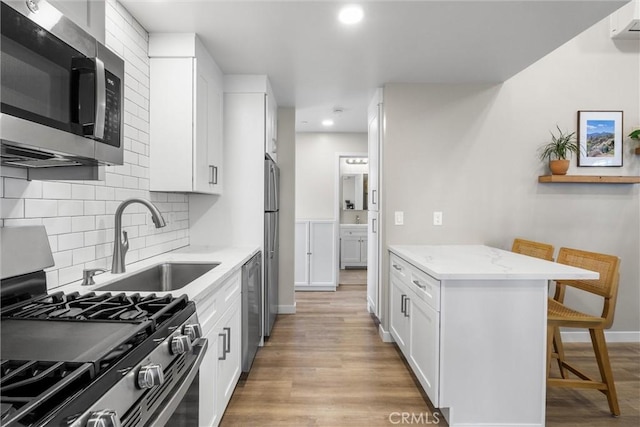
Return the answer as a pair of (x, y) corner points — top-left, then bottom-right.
(335, 154), (369, 288)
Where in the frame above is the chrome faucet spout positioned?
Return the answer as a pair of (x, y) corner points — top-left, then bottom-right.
(111, 198), (166, 274)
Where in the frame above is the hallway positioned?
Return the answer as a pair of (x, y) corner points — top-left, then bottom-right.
(221, 284), (437, 426)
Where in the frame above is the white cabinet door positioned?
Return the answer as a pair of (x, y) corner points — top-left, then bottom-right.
(295, 221), (336, 289)
(409, 298), (440, 407)
(294, 221), (309, 286)
(265, 93), (278, 161)
(367, 211), (379, 315)
(367, 92), (381, 212)
(309, 222), (335, 286)
(341, 235), (361, 267)
(49, 0), (105, 43)
(216, 296), (241, 421)
(389, 274), (410, 354)
(149, 35), (223, 194)
(359, 236), (368, 263)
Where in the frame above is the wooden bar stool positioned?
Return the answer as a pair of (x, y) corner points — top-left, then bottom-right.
(511, 238), (555, 261)
(546, 247), (621, 416)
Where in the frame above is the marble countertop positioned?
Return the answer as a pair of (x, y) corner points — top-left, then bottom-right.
(59, 245), (259, 305)
(389, 245), (599, 281)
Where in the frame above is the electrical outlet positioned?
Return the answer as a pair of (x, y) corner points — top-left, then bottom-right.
(433, 211), (443, 226)
(394, 211), (404, 225)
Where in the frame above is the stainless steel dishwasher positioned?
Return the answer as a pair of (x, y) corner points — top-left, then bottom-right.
(242, 251), (262, 372)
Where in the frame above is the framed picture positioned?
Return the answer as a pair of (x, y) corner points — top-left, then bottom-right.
(577, 110), (623, 167)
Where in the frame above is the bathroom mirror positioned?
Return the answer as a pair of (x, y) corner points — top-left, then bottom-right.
(342, 173), (368, 210)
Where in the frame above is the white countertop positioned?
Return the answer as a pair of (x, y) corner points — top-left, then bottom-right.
(340, 223), (367, 227)
(389, 245), (599, 281)
(59, 245), (259, 305)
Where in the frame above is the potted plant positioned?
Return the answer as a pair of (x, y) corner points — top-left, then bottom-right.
(539, 126), (579, 175)
(630, 129), (640, 154)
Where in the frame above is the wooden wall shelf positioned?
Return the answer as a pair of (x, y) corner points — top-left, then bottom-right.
(538, 175), (640, 184)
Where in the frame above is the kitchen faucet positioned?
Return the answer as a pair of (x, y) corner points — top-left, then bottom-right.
(112, 198), (166, 273)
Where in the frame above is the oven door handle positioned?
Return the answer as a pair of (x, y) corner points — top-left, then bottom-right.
(146, 338), (208, 427)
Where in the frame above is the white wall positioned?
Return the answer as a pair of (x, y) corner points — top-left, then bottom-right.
(0, 0), (189, 288)
(381, 17), (639, 333)
(277, 108), (296, 310)
(295, 133), (367, 220)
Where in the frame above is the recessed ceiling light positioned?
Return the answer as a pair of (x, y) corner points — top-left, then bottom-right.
(322, 119), (334, 127)
(338, 5), (363, 25)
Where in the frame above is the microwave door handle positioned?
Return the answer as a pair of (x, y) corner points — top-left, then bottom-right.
(93, 57), (106, 139)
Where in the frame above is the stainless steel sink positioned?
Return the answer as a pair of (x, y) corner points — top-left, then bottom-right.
(98, 262), (219, 292)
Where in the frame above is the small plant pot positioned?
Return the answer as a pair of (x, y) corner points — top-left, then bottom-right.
(549, 159), (570, 175)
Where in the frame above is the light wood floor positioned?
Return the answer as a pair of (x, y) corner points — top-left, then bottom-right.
(339, 268), (367, 285)
(221, 285), (640, 427)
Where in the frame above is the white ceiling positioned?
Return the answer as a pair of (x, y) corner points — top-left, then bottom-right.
(119, 0), (628, 133)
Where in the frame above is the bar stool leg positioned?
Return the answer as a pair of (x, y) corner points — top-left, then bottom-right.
(590, 328), (620, 416)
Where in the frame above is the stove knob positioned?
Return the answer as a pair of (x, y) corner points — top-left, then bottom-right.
(86, 409), (121, 427)
(171, 334), (193, 355)
(183, 323), (202, 342)
(137, 364), (164, 389)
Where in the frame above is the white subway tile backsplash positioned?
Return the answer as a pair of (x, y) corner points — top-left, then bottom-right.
(73, 246), (95, 264)
(4, 178), (42, 198)
(58, 200), (84, 216)
(71, 184), (96, 200)
(72, 216), (95, 232)
(42, 182), (72, 199)
(4, 218), (42, 227)
(53, 250), (73, 269)
(43, 217), (72, 235)
(1, 0), (189, 288)
(25, 199), (57, 218)
(58, 232), (84, 251)
(84, 200), (106, 216)
(95, 186), (116, 201)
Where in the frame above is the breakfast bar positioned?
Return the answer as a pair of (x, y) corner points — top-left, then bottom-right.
(388, 245), (598, 427)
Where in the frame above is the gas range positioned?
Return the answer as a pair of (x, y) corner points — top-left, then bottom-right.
(0, 227), (207, 427)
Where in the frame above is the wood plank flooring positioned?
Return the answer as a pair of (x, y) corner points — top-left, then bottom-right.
(220, 284), (640, 426)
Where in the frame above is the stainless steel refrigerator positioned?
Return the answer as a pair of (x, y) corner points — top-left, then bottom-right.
(264, 155), (279, 337)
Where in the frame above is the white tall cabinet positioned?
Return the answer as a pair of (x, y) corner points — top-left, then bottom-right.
(149, 34), (224, 194)
(295, 221), (336, 291)
(367, 89), (383, 317)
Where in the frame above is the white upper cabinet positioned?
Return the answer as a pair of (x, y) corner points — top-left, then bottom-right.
(266, 91), (278, 161)
(149, 34), (223, 194)
(49, 0), (105, 44)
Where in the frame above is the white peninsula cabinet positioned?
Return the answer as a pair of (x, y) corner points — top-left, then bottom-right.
(295, 221), (336, 291)
(388, 245), (598, 427)
(149, 33), (224, 194)
(197, 269), (242, 427)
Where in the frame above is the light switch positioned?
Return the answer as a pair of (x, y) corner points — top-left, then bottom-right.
(394, 211), (404, 225)
(433, 211), (443, 226)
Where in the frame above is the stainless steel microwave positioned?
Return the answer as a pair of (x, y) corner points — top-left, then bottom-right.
(0, 0), (124, 171)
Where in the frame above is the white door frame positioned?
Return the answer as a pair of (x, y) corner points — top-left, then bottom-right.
(333, 152), (368, 289)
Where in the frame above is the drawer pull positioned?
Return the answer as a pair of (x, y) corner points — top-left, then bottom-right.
(400, 294), (407, 314)
(393, 264), (402, 271)
(412, 279), (426, 290)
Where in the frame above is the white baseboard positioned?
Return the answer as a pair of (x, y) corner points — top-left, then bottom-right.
(560, 330), (640, 343)
(379, 325), (394, 342)
(278, 303), (296, 314)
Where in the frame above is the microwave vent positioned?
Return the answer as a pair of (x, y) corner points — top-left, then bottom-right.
(1, 145), (84, 168)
